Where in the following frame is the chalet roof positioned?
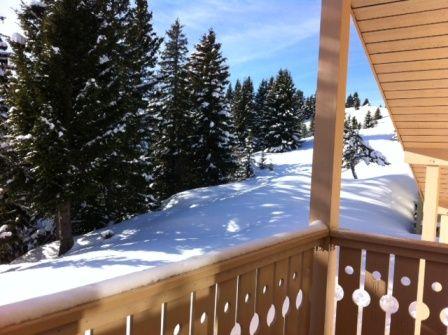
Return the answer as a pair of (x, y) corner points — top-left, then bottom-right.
(351, 0), (448, 208)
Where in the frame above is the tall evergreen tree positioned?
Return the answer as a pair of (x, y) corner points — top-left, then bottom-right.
(303, 94), (316, 120)
(232, 76), (256, 144)
(374, 107), (382, 121)
(253, 78), (272, 150)
(363, 110), (375, 128)
(5, 0), (160, 254)
(346, 94), (354, 108)
(263, 69), (302, 152)
(363, 98), (370, 106)
(353, 92), (361, 110)
(188, 30), (237, 186)
(152, 19), (192, 199)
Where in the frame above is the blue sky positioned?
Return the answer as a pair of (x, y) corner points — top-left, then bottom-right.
(1, 0), (383, 105)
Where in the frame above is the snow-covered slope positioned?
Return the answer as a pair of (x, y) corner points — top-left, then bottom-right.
(0, 106), (418, 326)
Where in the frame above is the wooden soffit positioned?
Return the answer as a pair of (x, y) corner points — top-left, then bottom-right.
(351, 0), (448, 206)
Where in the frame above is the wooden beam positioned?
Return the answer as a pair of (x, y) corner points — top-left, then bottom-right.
(414, 165), (440, 335)
(405, 151), (448, 167)
(309, 0), (351, 334)
(438, 207), (448, 216)
(440, 215), (448, 244)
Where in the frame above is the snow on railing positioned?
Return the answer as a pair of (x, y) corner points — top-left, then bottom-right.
(0, 223), (328, 335)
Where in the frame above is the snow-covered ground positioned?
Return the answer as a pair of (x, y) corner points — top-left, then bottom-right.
(0, 106), (419, 326)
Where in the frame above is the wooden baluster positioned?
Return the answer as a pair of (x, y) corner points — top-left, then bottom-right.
(193, 286), (215, 335)
(335, 247), (361, 335)
(298, 250), (313, 335)
(272, 258), (290, 335)
(256, 263), (275, 335)
(390, 256), (419, 335)
(132, 306), (161, 335)
(284, 254), (303, 335)
(362, 251), (390, 335)
(421, 260), (447, 335)
(236, 270), (257, 335)
(163, 296), (191, 335)
(216, 278), (237, 335)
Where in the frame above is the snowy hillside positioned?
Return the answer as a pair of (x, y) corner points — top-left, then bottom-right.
(0, 106), (418, 326)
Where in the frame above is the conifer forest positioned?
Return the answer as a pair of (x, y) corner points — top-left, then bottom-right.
(0, 1), (376, 262)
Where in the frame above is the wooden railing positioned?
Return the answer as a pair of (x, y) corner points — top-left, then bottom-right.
(0, 224), (328, 335)
(331, 229), (448, 335)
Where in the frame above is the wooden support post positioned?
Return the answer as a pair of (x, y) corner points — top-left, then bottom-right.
(414, 165), (440, 335)
(309, 0), (351, 334)
(440, 215), (448, 244)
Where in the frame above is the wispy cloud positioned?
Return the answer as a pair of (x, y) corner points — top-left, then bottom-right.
(152, 0), (321, 66)
(221, 18), (320, 64)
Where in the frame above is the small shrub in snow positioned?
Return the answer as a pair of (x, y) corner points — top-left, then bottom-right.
(343, 120), (390, 179)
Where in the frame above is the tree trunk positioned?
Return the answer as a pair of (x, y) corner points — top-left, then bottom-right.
(350, 165), (358, 179)
(57, 201), (73, 256)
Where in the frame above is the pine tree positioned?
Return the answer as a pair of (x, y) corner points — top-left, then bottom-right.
(363, 98), (370, 106)
(343, 121), (389, 179)
(152, 19), (192, 200)
(225, 83), (234, 104)
(253, 78), (272, 150)
(303, 94), (316, 120)
(353, 92), (361, 110)
(374, 107), (382, 121)
(5, 0), (160, 255)
(232, 76), (256, 144)
(188, 30), (237, 186)
(351, 116), (361, 130)
(239, 130), (255, 179)
(363, 110), (375, 128)
(346, 94), (354, 108)
(263, 70), (302, 152)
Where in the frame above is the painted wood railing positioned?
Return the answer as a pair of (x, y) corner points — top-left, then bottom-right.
(0, 224), (327, 335)
(331, 229), (448, 335)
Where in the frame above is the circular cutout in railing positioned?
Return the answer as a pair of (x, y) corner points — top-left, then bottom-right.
(296, 290), (303, 310)
(200, 312), (207, 324)
(282, 296), (290, 317)
(278, 278), (284, 287)
(292, 272), (297, 280)
(249, 313), (260, 335)
(262, 285), (268, 295)
(401, 276), (411, 287)
(432, 282), (443, 293)
(345, 266), (354, 275)
(245, 293), (251, 303)
(352, 288), (371, 308)
(372, 271), (382, 281)
(380, 295), (399, 314)
(173, 324), (181, 335)
(224, 302), (230, 313)
(336, 284), (344, 302)
(266, 304), (276, 327)
(440, 308), (448, 326)
(230, 323), (242, 335)
(409, 301), (430, 320)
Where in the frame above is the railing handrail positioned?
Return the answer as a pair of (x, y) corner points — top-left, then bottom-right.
(331, 228), (448, 263)
(0, 222), (328, 334)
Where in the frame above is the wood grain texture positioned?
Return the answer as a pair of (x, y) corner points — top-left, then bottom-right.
(335, 247), (361, 335)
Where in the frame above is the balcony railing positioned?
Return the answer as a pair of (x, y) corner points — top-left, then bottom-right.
(0, 224), (328, 335)
(332, 229), (448, 335)
(2, 225), (448, 335)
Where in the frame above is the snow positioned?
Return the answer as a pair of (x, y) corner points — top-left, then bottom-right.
(0, 106), (418, 327)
